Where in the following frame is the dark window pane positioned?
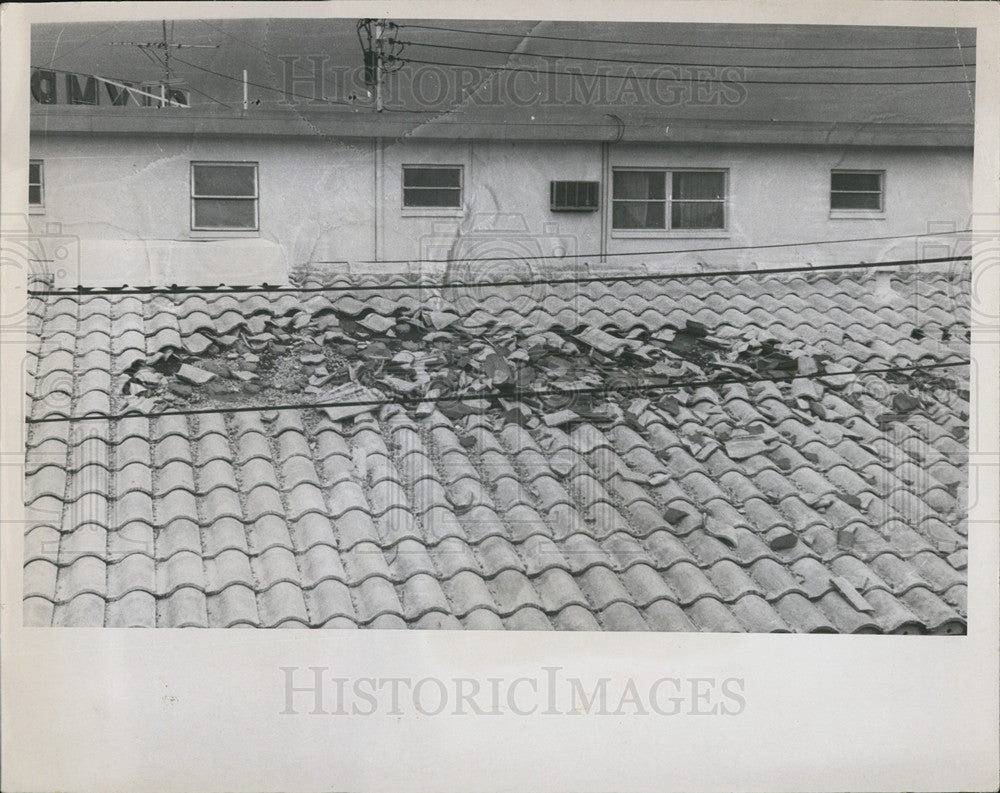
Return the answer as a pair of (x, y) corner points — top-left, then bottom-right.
(194, 198), (257, 229)
(831, 192), (882, 210)
(28, 185), (42, 205)
(673, 171), (725, 200)
(29, 162), (41, 183)
(194, 165), (256, 197)
(403, 188), (462, 208)
(404, 167), (461, 188)
(613, 171), (665, 200)
(672, 200), (725, 229)
(612, 201), (665, 229)
(832, 172), (881, 192)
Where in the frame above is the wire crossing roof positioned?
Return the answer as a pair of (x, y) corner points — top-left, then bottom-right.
(30, 19), (976, 145)
(23, 264), (970, 632)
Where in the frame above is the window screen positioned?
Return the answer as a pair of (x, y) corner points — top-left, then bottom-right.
(191, 162), (259, 230)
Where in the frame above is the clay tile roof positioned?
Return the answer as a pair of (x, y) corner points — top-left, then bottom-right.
(23, 264), (970, 632)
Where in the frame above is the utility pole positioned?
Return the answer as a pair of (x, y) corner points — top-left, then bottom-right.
(357, 18), (402, 112)
(374, 19), (384, 112)
(162, 20), (170, 95)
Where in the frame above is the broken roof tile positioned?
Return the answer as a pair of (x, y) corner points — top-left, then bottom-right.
(24, 267), (969, 632)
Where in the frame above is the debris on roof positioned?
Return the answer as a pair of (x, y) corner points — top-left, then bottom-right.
(23, 266), (971, 632)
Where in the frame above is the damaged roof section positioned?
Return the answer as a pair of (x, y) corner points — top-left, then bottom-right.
(24, 266), (971, 632)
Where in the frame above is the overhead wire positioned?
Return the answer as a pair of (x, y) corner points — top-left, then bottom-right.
(172, 80), (236, 110)
(28, 247), (973, 298)
(33, 22), (977, 118)
(398, 22), (977, 53)
(25, 25), (974, 434)
(25, 360), (969, 425)
(29, 103), (651, 124)
(34, 26), (977, 116)
(397, 55), (977, 87)
(393, 38), (977, 71)
(140, 45), (235, 110)
(343, 230), (973, 266)
(169, 52), (373, 108)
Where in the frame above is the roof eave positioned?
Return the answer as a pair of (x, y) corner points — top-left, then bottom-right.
(29, 108), (974, 148)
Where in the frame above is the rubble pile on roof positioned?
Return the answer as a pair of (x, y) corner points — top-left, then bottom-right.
(119, 277), (964, 446)
(23, 267), (971, 631)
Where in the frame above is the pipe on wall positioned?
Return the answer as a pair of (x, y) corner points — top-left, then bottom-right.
(600, 140), (609, 264)
(373, 136), (382, 262)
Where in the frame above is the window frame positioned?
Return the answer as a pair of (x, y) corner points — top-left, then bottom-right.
(829, 169), (885, 216)
(610, 167), (729, 237)
(190, 161), (260, 232)
(401, 164), (464, 216)
(28, 159), (44, 210)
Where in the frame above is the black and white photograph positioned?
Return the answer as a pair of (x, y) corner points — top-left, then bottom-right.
(2, 2), (998, 791)
(21, 15), (976, 633)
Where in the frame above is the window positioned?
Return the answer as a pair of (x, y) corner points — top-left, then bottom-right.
(831, 170), (884, 211)
(612, 170), (666, 229)
(671, 171), (726, 229)
(612, 169), (726, 230)
(191, 162), (259, 231)
(551, 180), (599, 211)
(402, 165), (462, 209)
(29, 160), (43, 207)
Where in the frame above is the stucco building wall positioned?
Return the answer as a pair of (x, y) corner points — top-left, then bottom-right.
(28, 132), (972, 285)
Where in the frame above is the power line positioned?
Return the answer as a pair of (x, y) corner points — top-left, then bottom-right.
(139, 47), (235, 110)
(28, 106), (667, 126)
(399, 23), (977, 53)
(399, 56), (977, 87)
(169, 52), (371, 108)
(344, 230), (972, 266)
(25, 361), (969, 425)
(395, 38), (977, 71)
(29, 104), (680, 125)
(195, 18), (357, 111)
(173, 80), (235, 111)
(28, 251), (971, 298)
